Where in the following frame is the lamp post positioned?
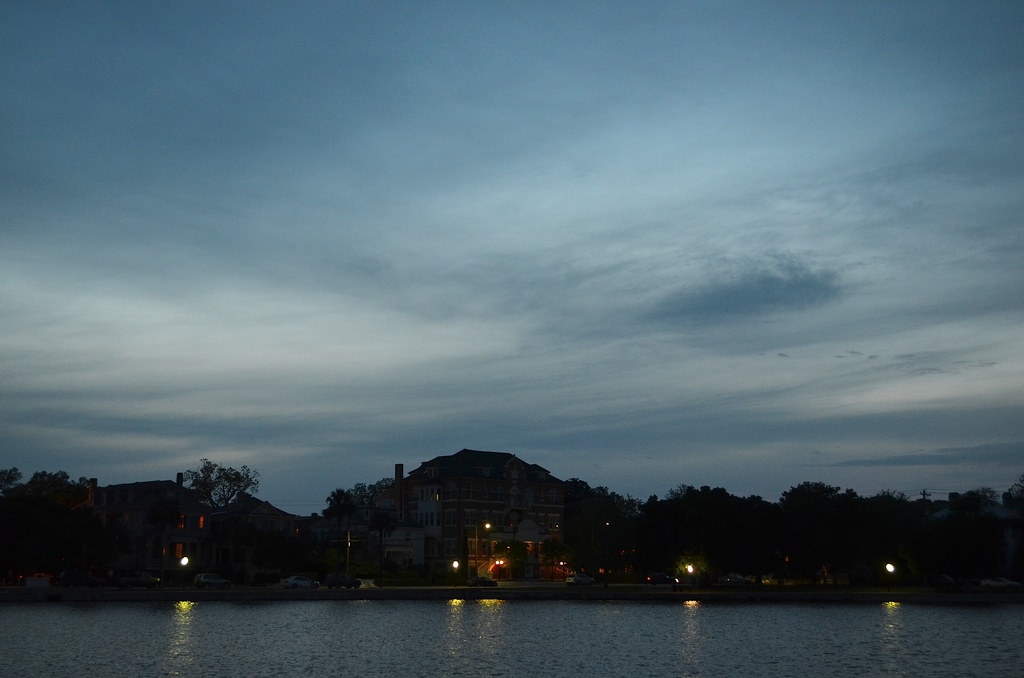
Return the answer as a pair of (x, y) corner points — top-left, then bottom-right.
(885, 563), (896, 593)
(686, 564), (694, 593)
(474, 522), (491, 575)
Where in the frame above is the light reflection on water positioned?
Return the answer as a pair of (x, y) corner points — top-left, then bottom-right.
(1, 600), (1020, 677)
(168, 600), (196, 676)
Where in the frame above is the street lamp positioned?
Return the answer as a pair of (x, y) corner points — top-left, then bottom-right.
(474, 522), (491, 575)
(885, 563), (896, 593)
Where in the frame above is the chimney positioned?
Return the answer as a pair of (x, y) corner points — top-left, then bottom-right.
(176, 472), (184, 486)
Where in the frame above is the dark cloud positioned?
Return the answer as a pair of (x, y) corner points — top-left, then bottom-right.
(648, 257), (843, 325)
(835, 443), (1023, 469)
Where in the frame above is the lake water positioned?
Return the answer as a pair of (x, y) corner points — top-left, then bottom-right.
(1, 599), (1020, 677)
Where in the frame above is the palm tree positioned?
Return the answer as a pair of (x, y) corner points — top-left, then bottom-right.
(324, 489), (356, 575)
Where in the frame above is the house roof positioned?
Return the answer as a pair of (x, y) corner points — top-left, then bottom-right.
(408, 448), (562, 484)
(216, 493), (296, 519)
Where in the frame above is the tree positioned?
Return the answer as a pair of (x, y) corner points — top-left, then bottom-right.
(14, 470), (89, 507)
(349, 477), (394, 508)
(0, 467), (22, 496)
(324, 488), (356, 575)
(495, 540), (529, 580)
(1010, 472), (1024, 499)
(539, 538), (571, 580)
(183, 459), (260, 509)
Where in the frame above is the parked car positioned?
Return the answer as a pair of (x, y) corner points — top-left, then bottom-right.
(113, 571), (161, 589)
(716, 573), (752, 587)
(194, 573), (231, 589)
(467, 576), (498, 587)
(980, 577), (1022, 589)
(280, 575), (319, 589)
(566, 573), (595, 586)
(646, 573), (679, 586)
(323, 573), (362, 589)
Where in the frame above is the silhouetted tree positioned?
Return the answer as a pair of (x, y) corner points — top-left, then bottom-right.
(348, 478), (394, 508)
(0, 467), (22, 496)
(1009, 472), (1024, 499)
(183, 459), (260, 509)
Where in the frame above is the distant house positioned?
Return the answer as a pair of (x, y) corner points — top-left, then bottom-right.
(383, 449), (565, 577)
(208, 493), (298, 584)
(88, 474), (208, 579)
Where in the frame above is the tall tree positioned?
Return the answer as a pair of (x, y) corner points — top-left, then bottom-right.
(324, 488), (356, 574)
(349, 478), (395, 508)
(0, 467), (22, 496)
(1010, 472), (1024, 499)
(183, 459), (260, 509)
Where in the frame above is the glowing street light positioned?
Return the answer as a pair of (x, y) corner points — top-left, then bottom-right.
(474, 522), (491, 575)
(885, 563), (896, 593)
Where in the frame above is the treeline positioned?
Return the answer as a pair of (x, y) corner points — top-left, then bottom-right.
(2, 465), (1022, 585)
(559, 477), (1024, 584)
(0, 470), (124, 582)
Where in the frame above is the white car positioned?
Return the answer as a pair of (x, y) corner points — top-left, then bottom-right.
(280, 575), (320, 589)
(980, 577), (1022, 589)
(566, 573), (595, 586)
(194, 573), (231, 589)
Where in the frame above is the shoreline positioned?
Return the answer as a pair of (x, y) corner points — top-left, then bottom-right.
(4, 584), (1022, 605)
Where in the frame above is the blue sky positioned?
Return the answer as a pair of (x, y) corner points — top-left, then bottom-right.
(3, 1), (1022, 512)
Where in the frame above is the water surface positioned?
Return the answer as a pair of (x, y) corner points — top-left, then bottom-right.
(1, 600), (1019, 677)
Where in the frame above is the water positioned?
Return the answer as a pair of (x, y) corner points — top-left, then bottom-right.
(1, 600), (1020, 677)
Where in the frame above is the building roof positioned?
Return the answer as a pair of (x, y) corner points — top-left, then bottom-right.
(408, 448), (562, 484)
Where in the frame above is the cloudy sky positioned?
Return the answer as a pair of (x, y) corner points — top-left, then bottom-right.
(3, 1), (1022, 512)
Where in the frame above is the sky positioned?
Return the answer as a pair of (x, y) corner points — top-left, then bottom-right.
(2, 1), (1022, 513)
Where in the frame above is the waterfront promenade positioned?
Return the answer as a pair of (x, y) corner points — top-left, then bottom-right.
(4, 581), (1021, 605)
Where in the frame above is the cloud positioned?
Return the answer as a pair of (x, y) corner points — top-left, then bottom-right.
(648, 255), (843, 325)
(835, 443), (1023, 469)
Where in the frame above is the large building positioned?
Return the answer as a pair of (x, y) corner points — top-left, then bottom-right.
(88, 474), (208, 581)
(385, 449), (565, 578)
